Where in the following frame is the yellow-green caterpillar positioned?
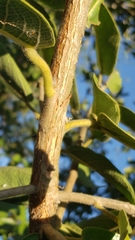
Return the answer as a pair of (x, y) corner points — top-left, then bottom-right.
(0, 0), (55, 97)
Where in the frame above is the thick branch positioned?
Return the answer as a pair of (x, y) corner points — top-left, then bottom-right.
(59, 192), (135, 216)
(29, 0), (92, 234)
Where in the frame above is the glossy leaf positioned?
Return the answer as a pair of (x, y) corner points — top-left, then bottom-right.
(67, 145), (135, 204)
(27, 0), (56, 38)
(82, 227), (115, 240)
(118, 210), (132, 240)
(106, 70), (122, 95)
(86, 0), (103, 27)
(0, 167), (31, 190)
(60, 222), (82, 237)
(94, 3), (120, 75)
(78, 164), (96, 188)
(0, 43), (33, 102)
(98, 113), (135, 150)
(92, 74), (120, 123)
(120, 105), (135, 132)
(91, 74), (120, 141)
(0, 0), (55, 48)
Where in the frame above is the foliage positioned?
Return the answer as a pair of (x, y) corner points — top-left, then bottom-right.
(0, 0), (135, 240)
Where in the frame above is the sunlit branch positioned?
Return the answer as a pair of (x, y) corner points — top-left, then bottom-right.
(59, 192), (135, 216)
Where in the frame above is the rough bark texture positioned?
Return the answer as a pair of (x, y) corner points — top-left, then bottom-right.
(29, 0), (92, 234)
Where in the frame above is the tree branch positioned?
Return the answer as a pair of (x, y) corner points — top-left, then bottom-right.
(29, 0), (92, 234)
(59, 192), (135, 216)
(0, 185), (37, 200)
(56, 162), (78, 220)
(1, 186), (134, 217)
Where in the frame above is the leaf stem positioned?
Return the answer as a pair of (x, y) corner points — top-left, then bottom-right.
(65, 119), (92, 133)
(23, 47), (54, 98)
(94, 202), (118, 223)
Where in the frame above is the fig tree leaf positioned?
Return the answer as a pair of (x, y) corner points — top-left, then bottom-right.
(82, 227), (115, 240)
(0, 167), (31, 190)
(26, 0), (57, 39)
(91, 74), (120, 141)
(78, 214), (117, 230)
(118, 210), (132, 240)
(0, 0), (55, 49)
(120, 105), (135, 132)
(0, 43), (33, 102)
(106, 70), (122, 95)
(67, 145), (135, 204)
(86, 0), (104, 27)
(60, 222), (82, 237)
(0, 202), (27, 235)
(98, 113), (135, 150)
(92, 74), (120, 123)
(70, 78), (80, 112)
(94, 3), (120, 75)
(78, 164), (96, 188)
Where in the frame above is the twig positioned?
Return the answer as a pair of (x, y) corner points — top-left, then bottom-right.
(56, 162), (78, 220)
(0, 184), (37, 200)
(59, 192), (135, 216)
(40, 224), (66, 240)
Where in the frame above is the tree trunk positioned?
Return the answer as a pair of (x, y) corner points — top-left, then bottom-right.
(29, 0), (92, 234)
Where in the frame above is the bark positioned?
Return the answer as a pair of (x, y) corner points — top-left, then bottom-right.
(29, 0), (92, 235)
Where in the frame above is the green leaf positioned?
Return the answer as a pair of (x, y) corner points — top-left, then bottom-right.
(38, 0), (66, 10)
(0, 0), (55, 48)
(67, 145), (135, 204)
(60, 222), (82, 237)
(86, 0), (104, 27)
(78, 214), (117, 230)
(94, 3), (120, 75)
(0, 202), (28, 237)
(0, 43), (33, 102)
(92, 74), (120, 123)
(120, 105), (135, 132)
(98, 112), (135, 150)
(26, 0), (56, 39)
(21, 233), (40, 240)
(91, 74), (120, 141)
(82, 227), (115, 240)
(70, 78), (80, 112)
(0, 167), (31, 190)
(118, 210), (132, 240)
(78, 164), (96, 188)
(106, 70), (122, 95)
